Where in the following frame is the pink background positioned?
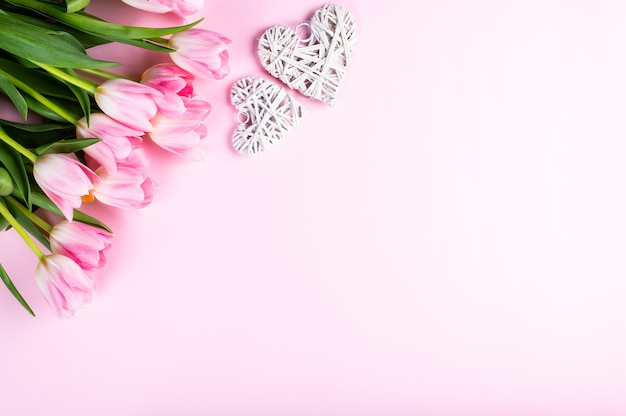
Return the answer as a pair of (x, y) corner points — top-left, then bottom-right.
(2, 0), (626, 414)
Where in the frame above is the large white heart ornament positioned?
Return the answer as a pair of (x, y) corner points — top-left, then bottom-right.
(258, 4), (357, 106)
(230, 76), (306, 156)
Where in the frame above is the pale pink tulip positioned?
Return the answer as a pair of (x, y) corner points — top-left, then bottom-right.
(169, 0), (203, 17)
(85, 145), (149, 178)
(93, 167), (158, 210)
(50, 221), (113, 271)
(169, 29), (231, 79)
(77, 113), (144, 174)
(115, 146), (149, 173)
(94, 79), (161, 132)
(121, 0), (203, 18)
(141, 64), (196, 117)
(141, 63), (195, 98)
(121, 0), (172, 14)
(33, 154), (99, 221)
(36, 254), (94, 318)
(148, 98), (211, 160)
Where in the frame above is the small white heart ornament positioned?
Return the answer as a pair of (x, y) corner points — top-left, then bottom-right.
(230, 76), (306, 156)
(258, 4), (357, 106)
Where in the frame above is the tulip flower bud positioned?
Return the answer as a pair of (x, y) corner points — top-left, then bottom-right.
(0, 167), (14, 196)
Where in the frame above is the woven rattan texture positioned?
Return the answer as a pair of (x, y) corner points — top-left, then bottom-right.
(258, 4), (357, 106)
(230, 76), (306, 155)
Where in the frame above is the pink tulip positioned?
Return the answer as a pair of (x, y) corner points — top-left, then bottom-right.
(50, 221), (113, 271)
(169, 0), (203, 17)
(77, 113), (144, 174)
(116, 146), (149, 173)
(121, 0), (203, 18)
(141, 64), (196, 117)
(148, 98), (211, 160)
(94, 79), (161, 132)
(121, 0), (172, 14)
(169, 28), (231, 79)
(141, 63), (195, 98)
(93, 167), (158, 210)
(33, 154), (99, 221)
(85, 145), (149, 179)
(36, 254), (94, 318)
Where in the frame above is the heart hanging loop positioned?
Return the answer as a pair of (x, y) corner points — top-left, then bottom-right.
(236, 111), (250, 125)
(294, 22), (313, 43)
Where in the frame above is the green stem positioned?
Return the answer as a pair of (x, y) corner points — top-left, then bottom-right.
(33, 62), (98, 93)
(0, 198), (45, 260)
(80, 68), (134, 81)
(5, 195), (52, 233)
(0, 68), (78, 125)
(0, 126), (37, 163)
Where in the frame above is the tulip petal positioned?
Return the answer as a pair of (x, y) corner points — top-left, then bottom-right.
(169, 29), (231, 79)
(33, 154), (98, 221)
(95, 79), (161, 132)
(36, 254), (94, 318)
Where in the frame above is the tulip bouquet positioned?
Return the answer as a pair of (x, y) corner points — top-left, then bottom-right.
(0, 0), (230, 317)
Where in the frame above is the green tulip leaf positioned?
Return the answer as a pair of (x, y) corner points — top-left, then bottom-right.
(0, 74), (28, 120)
(34, 138), (100, 156)
(1, 9), (111, 49)
(0, 120), (75, 148)
(7, 201), (51, 251)
(5, 0), (201, 39)
(64, 0), (90, 13)
(0, 139), (31, 208)
(0, 58), (77, 100)
(62, 69), (90, 123)
(0, 215), (8, 231)
(0, 263), (35, 316)
(94, 35), (175, 52)
(0, 10), (118, 69)
(21, 95), (81, 123)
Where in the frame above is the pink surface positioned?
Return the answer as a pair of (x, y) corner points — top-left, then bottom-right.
(2, 0), (626, 414)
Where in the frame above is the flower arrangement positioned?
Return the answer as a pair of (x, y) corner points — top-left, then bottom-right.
(0, 0), (230, 317)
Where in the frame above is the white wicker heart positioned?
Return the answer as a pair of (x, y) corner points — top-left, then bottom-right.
(230, 76), (307, 156)
(258, 4), (357, 106)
